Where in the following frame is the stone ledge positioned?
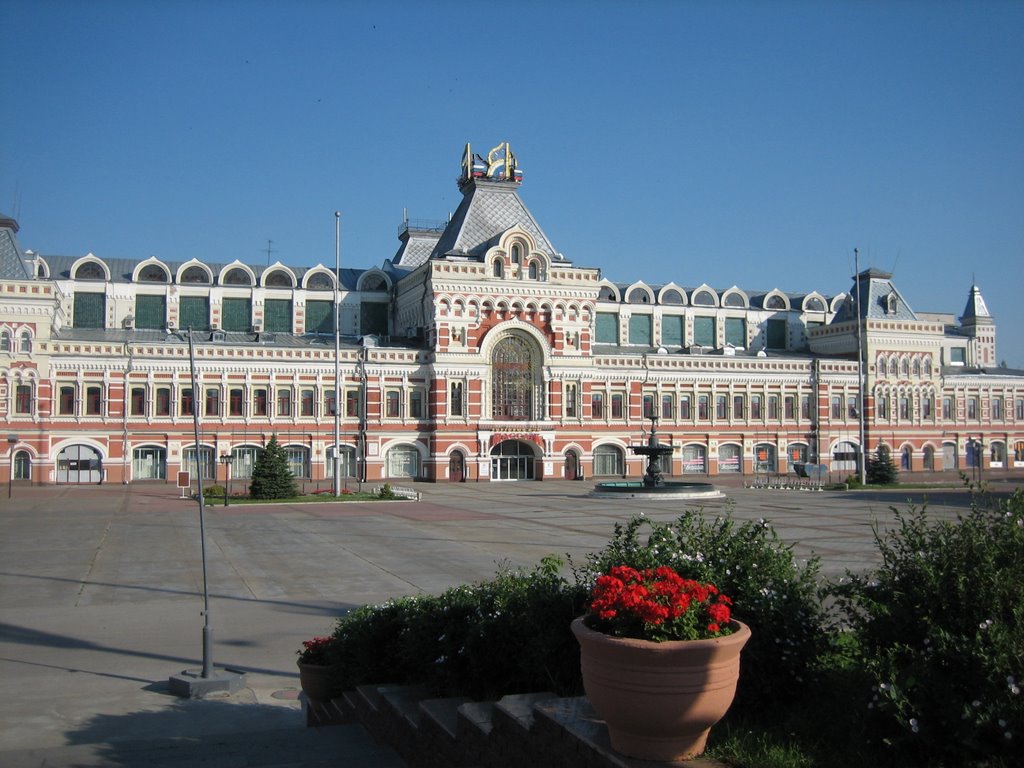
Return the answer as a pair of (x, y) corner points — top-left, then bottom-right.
(307, 685), (729, 768)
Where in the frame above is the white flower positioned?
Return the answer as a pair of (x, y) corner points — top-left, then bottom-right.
(972, 700), (982, 708)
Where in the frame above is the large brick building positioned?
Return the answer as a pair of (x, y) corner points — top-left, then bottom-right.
(2, 143), (1022, 487)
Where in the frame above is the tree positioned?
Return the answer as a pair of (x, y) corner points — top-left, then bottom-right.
(866, 445), (898, 485)
(249, 435), (299, 499)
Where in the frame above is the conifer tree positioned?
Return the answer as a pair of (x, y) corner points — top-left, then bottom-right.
(249, 435), (299, 499)
(866, 445), (899, 486)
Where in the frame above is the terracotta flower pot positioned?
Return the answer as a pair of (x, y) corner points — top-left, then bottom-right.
(296, 661), (339, 702)
(572, 616), (751, 761)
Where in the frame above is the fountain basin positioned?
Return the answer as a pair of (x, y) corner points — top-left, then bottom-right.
(591, 481), (723, 500)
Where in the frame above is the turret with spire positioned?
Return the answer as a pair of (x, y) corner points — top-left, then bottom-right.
(960, 283), (996, 367)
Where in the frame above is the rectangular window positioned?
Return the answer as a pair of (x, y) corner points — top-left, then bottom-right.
(229, 388), (244, 416)
(305, 300), (334, 334)
(254, 388), (268, 417)
(992, 397), (1003, 420)
(766, 318), (787, 350)
(877, 395), (888, 420)
(285, 448), (309, 478)
(968, 397), (978, 420)
(360, 302), (389, 336)
(181, 388), (194, 416)
(59, 385), (76, 415)
(325, 391), (336, 417)
(591, 393), (604, 419)
(847, 396), (858, 418)
(750, 395), (762, 420)
(135, 294), (166, 330)
(611, 393), (624, 419)
(73, 292), (105, 329)
(950, 347), (966, 365)
(680, 395), (691, 420)
(301, 389), (315, 416)
(86, 385), (102, 416)
(15, 384), (32, 414)
(221, 297), (252, 332)
(386, 390), (400, 417)
(724, 317), (745, 348)
(784, 396), (795, 420)
(263, 299), (292, 333)
(698, 395), (709, 420)
(767, 396), (779, 420)
(156, 387), (170, 416)
(565, 384), (577, 418)
(732, 395), (744, 420)
(943, 397), (952, 420)
(662, 315), (684, 347)
(628, 315), (652, 345)
(595, 313), (619, 344)
(801, 395), (811, 420)
(1016, 399), (1024, 420)
(277, 389), (291, 417)
(642, 394), (655, 419)
(716, 395), (728, 420)
(205, 388), (220, 417)
(450, 382), (463, 416)
(131, 387), (146, 416)
(179, 296), (210, 331)
(899, 396), (910, 420)
(409, 390), (424, 419)
(661, 394), (674, 420)
(923, 396), (933, 420)
(346, 390), (360, 418)
(693, 316), (715, 347)
(831, 396), (842, 419)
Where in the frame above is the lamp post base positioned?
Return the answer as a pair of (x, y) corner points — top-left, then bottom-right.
(168, 668), (247, 699)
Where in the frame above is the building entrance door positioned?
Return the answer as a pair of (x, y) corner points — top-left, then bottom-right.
(490, 440), (536, 481)
(449, 452), (465, 482)
(56, 445), (103, 484)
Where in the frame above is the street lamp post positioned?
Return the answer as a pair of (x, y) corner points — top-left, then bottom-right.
(220, 453), (231, 507)
(7, 435), (17, 499)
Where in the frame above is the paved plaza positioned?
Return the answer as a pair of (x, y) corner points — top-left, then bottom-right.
(2, 475), (1021, 766)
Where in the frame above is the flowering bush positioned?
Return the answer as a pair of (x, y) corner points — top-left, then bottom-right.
(587, 564), (734, 642)
(297, 635), (336, 665)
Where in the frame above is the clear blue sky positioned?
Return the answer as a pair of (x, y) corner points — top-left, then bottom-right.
(3, 1), (1022, 365)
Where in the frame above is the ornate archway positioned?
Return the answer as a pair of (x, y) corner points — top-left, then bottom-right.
(490, 335), (541, 420)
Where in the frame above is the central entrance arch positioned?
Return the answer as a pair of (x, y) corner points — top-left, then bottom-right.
(490, 439), (537, 481)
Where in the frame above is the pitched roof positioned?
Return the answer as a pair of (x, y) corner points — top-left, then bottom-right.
(430, 178), (563, 261)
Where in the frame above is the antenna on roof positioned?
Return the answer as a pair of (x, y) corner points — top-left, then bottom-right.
(264, 239), (276, 266)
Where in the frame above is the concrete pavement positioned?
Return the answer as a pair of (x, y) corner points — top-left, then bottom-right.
(2, 474), (1020, 766)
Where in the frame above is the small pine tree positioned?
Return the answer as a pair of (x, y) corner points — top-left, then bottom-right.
(249, 435), (299, 499)
(866, 445), (898, 486)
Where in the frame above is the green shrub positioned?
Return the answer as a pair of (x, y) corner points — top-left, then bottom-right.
(574, 511), (827, 713)
(328, 556), (587, 699)
(829, 491), (1024, 765)
(249, 435), (299, 499)
(377, 483), (395, 499)
(201, 484), (226, 497)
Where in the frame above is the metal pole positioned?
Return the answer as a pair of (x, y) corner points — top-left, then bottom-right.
(334, 212), (342, 497)
(187, 329), (213, 678)
(854, 249), (867, 486)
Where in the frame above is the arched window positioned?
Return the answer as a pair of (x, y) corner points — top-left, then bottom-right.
(326, 445), (357, 478)
(912, 358), (921, 377)
(264, 270), (293, 288)
(491, 335), (538, 420)
(0, 330), (10, 351)
(493, 259), (504, 278)
(223, 268), (251, 286)
(510, 243), (522, 264)
(723, 292), (746, 308)
(901, 358), (910, 376)
(805, 296), (825, 312)
(528, 262), (539, 280)
(362, 274), (388, 292)
(19, 331), (31, 352)
(14, 450), (31, 480)
(75, 262), (106, 280)
(598, 286), (618, 302)
(766, 294), (787, 310)
(693, 290), (716, 306)
(627, 288), (650, 304)
(138, 264), (169, 282)
(889, 358), (898, 376)
(661, 289), (684, 305)
(387, 445), (420, 478)
(593, 444), (625, 476)
(718, 443), (742, 473)
(181, 266), (210, 284)
(306, 271), (333, 290)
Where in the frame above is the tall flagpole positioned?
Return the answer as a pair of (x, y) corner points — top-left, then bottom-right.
(855, 248), (867, 486)
(334, 212), (342, 496)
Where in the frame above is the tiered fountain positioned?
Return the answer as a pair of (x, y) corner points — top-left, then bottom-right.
(591, 417), (722, 499)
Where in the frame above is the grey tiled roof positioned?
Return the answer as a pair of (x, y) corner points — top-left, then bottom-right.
(0, 217), (33, 280)
(960, 285), (991, 321)
(430, 179), (562, 261)
(392, 229), (443, 269)
(833, 268), (918, 322)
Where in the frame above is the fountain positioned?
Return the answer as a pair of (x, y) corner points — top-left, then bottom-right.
(591, 416), (722, 499)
